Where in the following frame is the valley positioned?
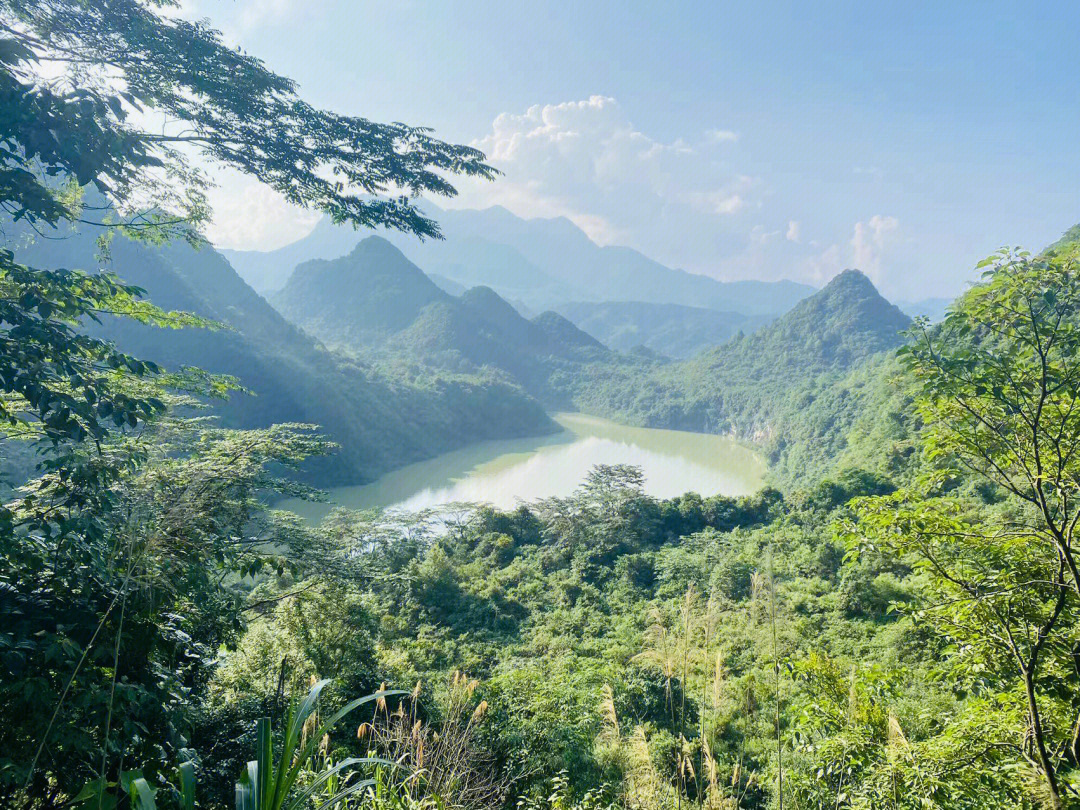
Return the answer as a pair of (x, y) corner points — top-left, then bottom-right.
(5, 9), (1078, 809)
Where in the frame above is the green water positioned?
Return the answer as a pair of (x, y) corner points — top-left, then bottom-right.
(282, 413), (766, 521)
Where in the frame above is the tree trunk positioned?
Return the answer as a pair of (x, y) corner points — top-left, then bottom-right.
(1023, 668), (1063, 809)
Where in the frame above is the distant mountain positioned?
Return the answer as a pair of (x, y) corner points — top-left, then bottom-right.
(219, 217), (363, 294)
(555, 300), (772, 358)
(273, 236), (452, 347)
(271, 237), (608, 403)
(10, 226), (555, 486)
(381, 204), (818, 316)
(390, 232), (574, 310)
(221, 204), (817, 317)
(897, 297), (950, 322)
(428, 273), (467, 296)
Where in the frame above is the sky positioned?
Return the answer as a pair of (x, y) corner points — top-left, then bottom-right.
(185, 0), (1080, 300)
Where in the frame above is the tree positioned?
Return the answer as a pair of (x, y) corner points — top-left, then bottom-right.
(903, 247), (1080, 600)
(0, 0), (494, 451)
(1, 0), (494, 240)
(844, 491), (1078, 808)
(845, 245), (1080, 808)
(0, 1), (495, 805)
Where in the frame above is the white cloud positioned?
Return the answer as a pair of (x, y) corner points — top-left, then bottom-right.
(786, 215), (901, 287)
(204, 170), (321, 250)
(750, 225), (782, 245)
(803, 243), (843, 283)
(851, 214), (900, 284)
(178, 0), (313, 40)
(786, 220), (801, 242)
(706, 129), (739, 143)
(451, 96), (756, 268)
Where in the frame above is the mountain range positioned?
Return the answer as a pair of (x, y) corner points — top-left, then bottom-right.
(273, 236), (607, 403)
(553, 300), (772, 358)
(259, 224), (913, 443)
(223, 203), (817, 318)
(11, 203), (922, 490)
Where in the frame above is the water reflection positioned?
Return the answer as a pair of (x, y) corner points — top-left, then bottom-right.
(281, 413), (766, 522)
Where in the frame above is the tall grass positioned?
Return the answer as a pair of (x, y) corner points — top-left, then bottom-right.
(625, 584), (758, 810)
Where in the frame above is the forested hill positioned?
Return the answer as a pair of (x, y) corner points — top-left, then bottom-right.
(274, 236), (453, 347)
(573, 269), (912, 484)
(708, 268), (911, 376)
(9, 225), (555, 485)
(272, 235), (610, 402)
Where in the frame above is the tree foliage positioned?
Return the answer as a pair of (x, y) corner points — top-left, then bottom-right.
(0, 0), (495, 806)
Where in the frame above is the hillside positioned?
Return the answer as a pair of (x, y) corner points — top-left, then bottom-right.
(271, 237), (610, 402)
(573, 269), (911, 483)
(555, 300), (772, 357)
(711, 268), (911, 373)
(273, 236), (453, 347)
(10, 225), (555, 486)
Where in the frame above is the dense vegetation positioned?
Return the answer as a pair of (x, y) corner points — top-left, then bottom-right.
(552, 301), (772, 359)
(4, 2), (1080, 810)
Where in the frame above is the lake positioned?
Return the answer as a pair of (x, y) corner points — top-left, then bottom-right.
(282, 413), (766, 521)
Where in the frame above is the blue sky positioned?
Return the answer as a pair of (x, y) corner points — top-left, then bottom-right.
(190, 0), (1080, 299)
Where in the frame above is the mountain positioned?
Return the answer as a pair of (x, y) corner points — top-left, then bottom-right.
(392, 290), (604, 400)
(273, 236), (452, 347)
(381, 204), (818, 316)
(428, 273), (467, 296)
(219, 217), (363, 294)
(9, 226), (555, 486)
(222, 204), (816, 317)
(714, 268), (911, 374)
(390, 232), (575, 310)
(554, 300), (773, 358)
(269, 237), (609, 403)
(573, 270), (911, 480)
(532, 310), (607, 351)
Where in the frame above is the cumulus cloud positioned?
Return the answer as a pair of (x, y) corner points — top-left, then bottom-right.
(451, 96), (756, 270)
(786, 220), (801, 242)
(790, 215), (902, 287)
(851, 215), (900, 284)
(803, 242), (843, 283)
